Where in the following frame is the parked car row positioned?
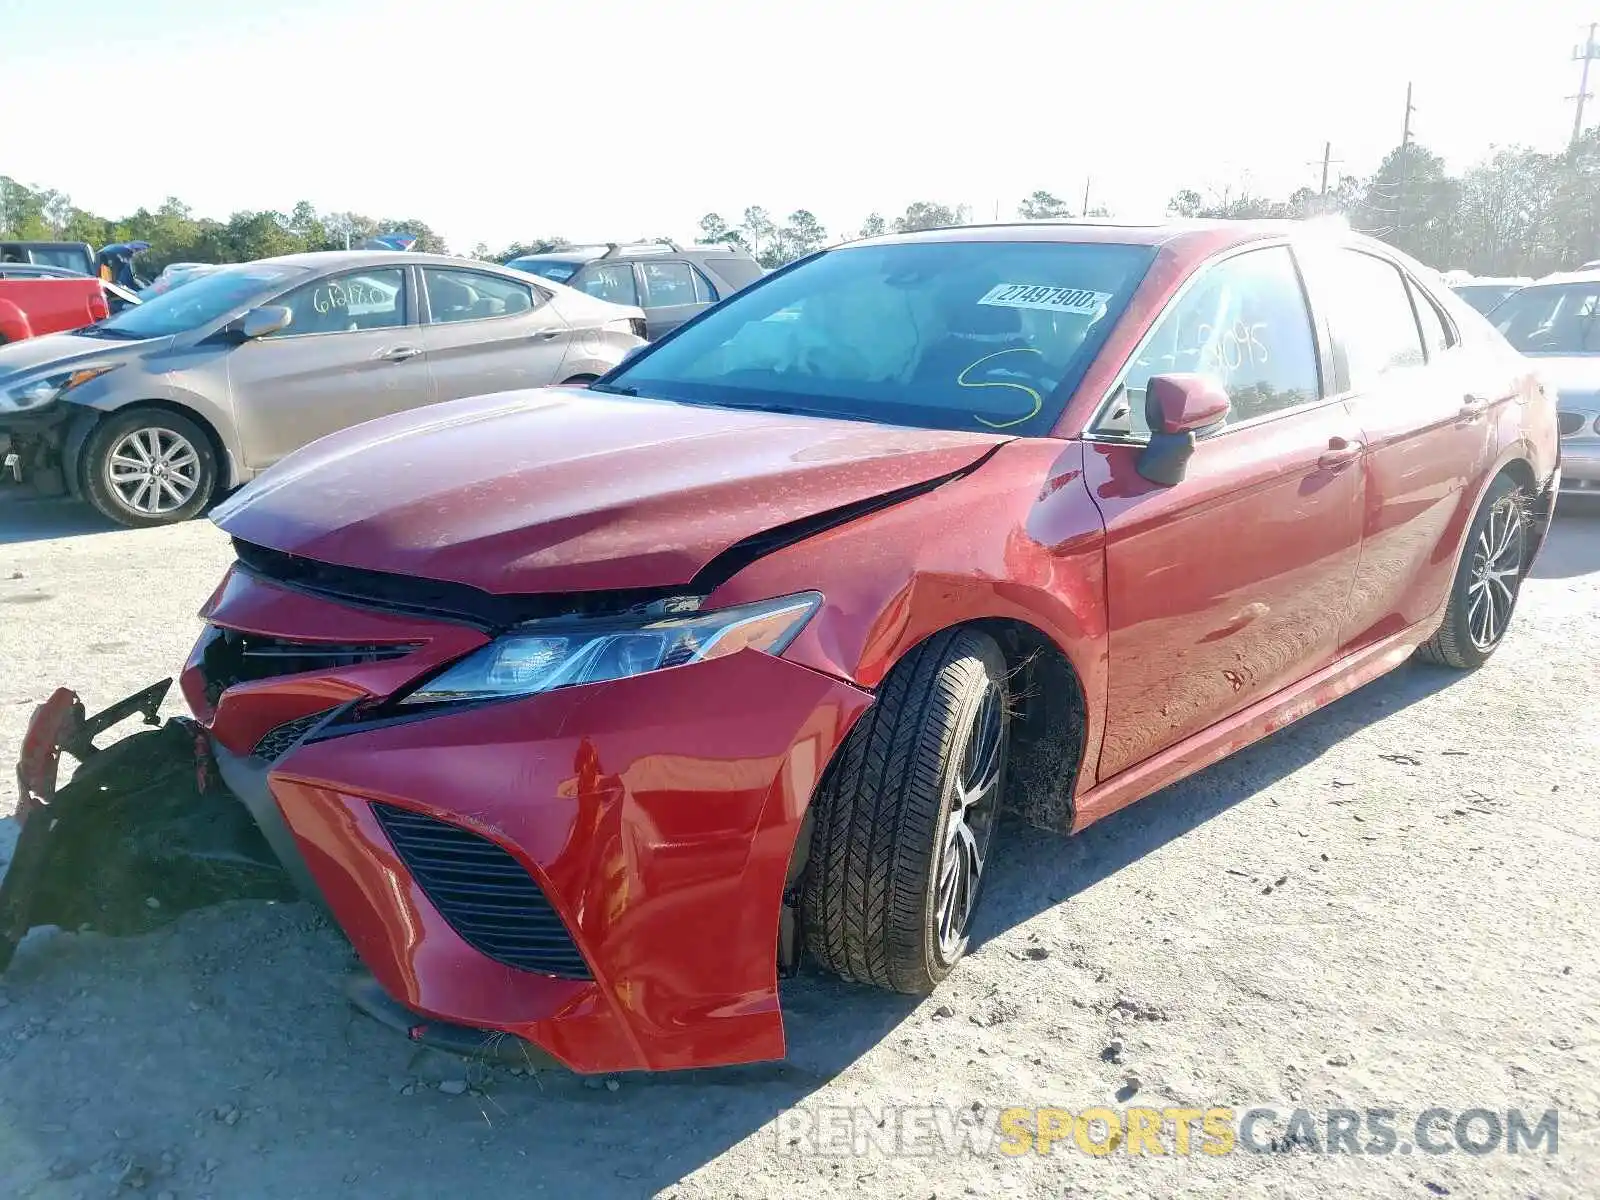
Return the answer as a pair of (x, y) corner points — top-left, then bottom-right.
(505, 240), (764, 338)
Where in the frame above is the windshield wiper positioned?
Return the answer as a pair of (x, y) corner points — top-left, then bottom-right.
(589, 382), (638, 396)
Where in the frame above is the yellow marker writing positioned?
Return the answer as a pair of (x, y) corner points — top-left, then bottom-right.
(956, 348), (1044, 429)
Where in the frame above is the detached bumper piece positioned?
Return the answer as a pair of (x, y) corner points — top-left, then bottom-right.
(1, 683), (297, 972)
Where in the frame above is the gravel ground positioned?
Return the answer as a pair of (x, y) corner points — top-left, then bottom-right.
(0, 493), (1597, 1199)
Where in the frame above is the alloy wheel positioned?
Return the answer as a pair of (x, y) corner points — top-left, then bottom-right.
(1466, 495), (1525, 650)
(105, 427), (202, 516)
(934, 681), (1004, 960)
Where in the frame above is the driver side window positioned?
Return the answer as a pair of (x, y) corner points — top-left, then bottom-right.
(1110, 247), (1322, 436)
(267, 269), (407, 337)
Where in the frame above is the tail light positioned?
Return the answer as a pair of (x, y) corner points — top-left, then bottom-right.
(629, 317), (647, 340)
(1558, 411), (1587, 438)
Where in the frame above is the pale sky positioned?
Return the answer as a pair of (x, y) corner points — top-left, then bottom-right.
(3, 0), (1595, 252)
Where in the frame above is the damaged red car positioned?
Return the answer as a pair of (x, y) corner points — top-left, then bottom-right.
(4, 221), (1560, 1074)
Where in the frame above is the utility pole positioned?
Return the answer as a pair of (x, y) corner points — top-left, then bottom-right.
(1397, 83), (1416, 243)
(1081, 177), (1092, 218)
(1307, 141), (1344, 197)
(1571, 22), (1599, 149)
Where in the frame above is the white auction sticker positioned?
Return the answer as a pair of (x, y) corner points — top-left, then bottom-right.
(977, 283), (1111, 314)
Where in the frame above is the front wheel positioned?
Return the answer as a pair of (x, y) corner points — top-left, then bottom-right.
(81, 408), (218, 528)
(1416, 475), (1528, 669)
(801, 628), (1009, 993)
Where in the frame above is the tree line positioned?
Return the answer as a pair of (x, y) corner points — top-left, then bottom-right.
(3, 131), (1596, 277)
(1164, 131), (1600, 277)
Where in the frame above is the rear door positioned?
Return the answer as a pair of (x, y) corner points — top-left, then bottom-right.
(636, 260), (705, 338)
(417, 266), (574, 401)
(1300, 246), (1500, 651)
(226, 266), (433, 467)
(1082, 243), (1366, 779)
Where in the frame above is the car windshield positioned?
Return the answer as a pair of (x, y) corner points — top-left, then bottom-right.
(599, 239), (1155, 435)
(95, 264), (306, 338)
(507, 257), (580, 284)
(1490, 283), (1600, 354)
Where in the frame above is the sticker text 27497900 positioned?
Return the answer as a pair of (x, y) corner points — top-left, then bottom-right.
(977, 283), (1112, 315)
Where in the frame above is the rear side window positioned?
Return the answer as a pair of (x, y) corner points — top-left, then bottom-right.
(1113, 245), (1322, 433)
(700, 255), (763, 289)
(424, 269), (538, 323)
(1328, 251), (1426, 389)
(691, 266), (720, 303)
(639, 262), (698, 308)
(1408, 280), (1454, 359)
(571, 263), (639, 306)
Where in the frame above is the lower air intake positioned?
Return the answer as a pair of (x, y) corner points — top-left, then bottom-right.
(371, 803), (590, 979)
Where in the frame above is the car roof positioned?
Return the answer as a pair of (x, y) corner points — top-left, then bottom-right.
(1527, 268), (1600, 286)
(847, 217), (1368, 257)
(247, 250), (527, 272)
(510, 243), (756, 265)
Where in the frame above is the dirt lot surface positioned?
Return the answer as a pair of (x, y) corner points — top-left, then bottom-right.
(1, 494), (1597, 1199)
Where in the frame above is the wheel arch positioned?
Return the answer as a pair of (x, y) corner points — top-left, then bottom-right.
(64, 399), (240, 499)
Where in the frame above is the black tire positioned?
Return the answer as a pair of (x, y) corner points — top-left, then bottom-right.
(81, 407), (218, 528)
(1416, 474), (1528, 669)
(801, 628), (1009, 994)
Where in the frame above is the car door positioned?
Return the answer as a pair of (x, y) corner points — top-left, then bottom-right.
(1299, 247), (1500, 652)
(226, 266), (433, 468)
(417, 266), (574, 402)
(636, 260), (705, 338)
(1081, 243), (1366, 780)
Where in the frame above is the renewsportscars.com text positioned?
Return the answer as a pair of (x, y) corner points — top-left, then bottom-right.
(773, 1104), (1559, 1158)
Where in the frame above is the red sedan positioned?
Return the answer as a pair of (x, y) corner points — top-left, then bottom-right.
(5, 220), (1561, 1074)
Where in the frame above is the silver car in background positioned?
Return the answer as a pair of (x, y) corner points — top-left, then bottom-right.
(1485, 268), (1600, 497)
(0, 251), (646, 526)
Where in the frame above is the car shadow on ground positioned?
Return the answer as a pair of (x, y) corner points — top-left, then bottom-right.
(971, 658), (1457, 953)
(1531, 498), (1600, 579)
(0, 495), (118, 545)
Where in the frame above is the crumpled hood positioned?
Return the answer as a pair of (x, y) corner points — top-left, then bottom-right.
(0, 331), (157, 382)
(214, 387), (1007, 594)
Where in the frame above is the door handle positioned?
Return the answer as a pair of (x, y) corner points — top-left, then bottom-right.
(1457, 394), (1490, 420)
(1317, 436), (1364, 470)
(532, 329), (563, 341)
(379, 345), (423, 362)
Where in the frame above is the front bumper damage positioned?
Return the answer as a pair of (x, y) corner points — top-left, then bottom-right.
(4, 567), (875, 1073)
(2, 682), (296, 972)
(0, 407), (73, 495)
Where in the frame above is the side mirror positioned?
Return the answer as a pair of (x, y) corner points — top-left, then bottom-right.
(1136, 373), (1231, 486)
(239, 305), (293, 339)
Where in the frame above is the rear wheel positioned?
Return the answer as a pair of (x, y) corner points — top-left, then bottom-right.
(81, 408), (218, 528)
(801, 628), (1009, 993)
(1417, 475), (1528, 669)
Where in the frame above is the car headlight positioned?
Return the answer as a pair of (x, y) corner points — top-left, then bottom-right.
(0, 365), (117, 413)
(399, 592), (822, 706)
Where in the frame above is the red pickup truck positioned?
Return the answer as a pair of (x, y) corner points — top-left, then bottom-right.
(0, 278), (114, 343)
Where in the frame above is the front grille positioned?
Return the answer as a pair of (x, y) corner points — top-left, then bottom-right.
(372, 803), (591, 979)
(252, 709), (334, 761)
(199, 627), (419, 705)
(234, 539), (670, 630)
